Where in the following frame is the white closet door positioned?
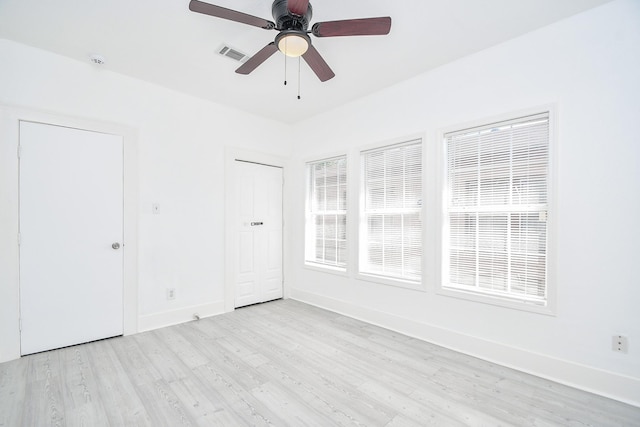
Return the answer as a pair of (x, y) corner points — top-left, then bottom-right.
(234, 161), (283, 308)
(19, 121), (124, 355)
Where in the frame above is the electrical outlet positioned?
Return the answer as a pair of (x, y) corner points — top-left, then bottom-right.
(612, 335), (628, 353)
(166, 288), (176, 300)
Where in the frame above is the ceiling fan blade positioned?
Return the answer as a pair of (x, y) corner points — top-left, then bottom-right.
(312, 17), (392, 37)
(236, 43), (279, 75)
(302, 45), (335, 82)
(189, 0), (275, 30)
(287, 0), (310, 16)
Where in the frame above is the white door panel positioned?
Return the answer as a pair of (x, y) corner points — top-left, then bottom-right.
(234, 161), (283, 308)
(238, 232), (255, 274)
(267, 230), (282, 271)
(19, 121), (123, 355)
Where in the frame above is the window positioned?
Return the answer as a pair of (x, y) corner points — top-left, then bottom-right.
(443, 112), (550, 307)
(360, 140), (423, 284)
(305, 156), (347, 270)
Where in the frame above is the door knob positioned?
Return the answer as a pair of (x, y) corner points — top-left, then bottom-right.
(112, 242), (121, 250)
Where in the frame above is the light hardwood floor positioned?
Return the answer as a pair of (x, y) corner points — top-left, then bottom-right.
(1, 299), (638, 426)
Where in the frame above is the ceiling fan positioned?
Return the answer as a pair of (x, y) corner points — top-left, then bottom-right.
(189, 0), (392, 82)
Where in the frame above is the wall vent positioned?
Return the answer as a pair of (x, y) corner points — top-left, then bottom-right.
(218, 44), (249, 63)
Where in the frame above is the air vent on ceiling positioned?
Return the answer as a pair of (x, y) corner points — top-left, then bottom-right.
(218, 44), (249, 63)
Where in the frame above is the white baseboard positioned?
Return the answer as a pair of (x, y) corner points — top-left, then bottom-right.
(137, 300), (226, 333)
(290, 289), (640, 408)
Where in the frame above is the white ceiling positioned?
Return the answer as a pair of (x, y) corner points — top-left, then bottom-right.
(0, 0), (613, 124)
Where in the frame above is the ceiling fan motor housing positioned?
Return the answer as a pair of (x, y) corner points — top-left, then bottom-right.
(272, 0), (313, 31)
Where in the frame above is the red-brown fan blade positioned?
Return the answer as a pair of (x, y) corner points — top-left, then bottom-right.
(189, 0), (275, 30)
(287, 0), (309, 16)
(302, 45), (335, 82)
(312, 17), (391, 37)
(236, 43), (279, 75)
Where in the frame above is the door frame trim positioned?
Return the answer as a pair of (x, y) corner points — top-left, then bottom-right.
(0, 105), (139, 363)
(224, 147), (288, 312)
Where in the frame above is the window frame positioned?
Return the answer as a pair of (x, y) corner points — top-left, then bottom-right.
(357, 136), (426, 291)
(436, 107), (557, 315)
(304, 154), (349, 274)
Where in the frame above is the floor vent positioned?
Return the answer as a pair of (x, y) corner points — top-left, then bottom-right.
(218, 44), (249, 63)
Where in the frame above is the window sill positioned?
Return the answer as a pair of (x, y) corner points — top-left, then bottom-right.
(304, 262), (348, 277)
(356, 272), (426, 292)
(437, 286), (555, 316)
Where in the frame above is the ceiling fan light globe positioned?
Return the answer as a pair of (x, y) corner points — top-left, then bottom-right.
(277, 33), (309, 57)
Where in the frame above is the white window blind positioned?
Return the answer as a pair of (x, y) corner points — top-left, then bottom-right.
(305, 156), (347, 269)
(445, 112), (549, 305)
(361, 140), (422, 282)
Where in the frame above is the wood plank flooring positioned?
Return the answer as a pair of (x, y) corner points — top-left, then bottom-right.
(1, 299), (638, 426)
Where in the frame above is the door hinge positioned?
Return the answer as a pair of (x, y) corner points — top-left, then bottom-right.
(17, 233), (21, 245)
(17, 145), (21, 159)
(19, 318), (22, 331)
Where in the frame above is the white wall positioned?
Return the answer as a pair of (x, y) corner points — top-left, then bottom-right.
(288, 0), (640, 405)
(0, 38), (291, 361)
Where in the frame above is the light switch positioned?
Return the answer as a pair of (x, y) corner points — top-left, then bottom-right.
(152, 203), (160, 214)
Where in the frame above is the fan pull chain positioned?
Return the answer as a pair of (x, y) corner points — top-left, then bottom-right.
(283, 38), (287, 86)
(297, 56), (301, 100)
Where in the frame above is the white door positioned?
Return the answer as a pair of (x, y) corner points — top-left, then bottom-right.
(19, 121), (124, 355)
(234, 161), (283, 308)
